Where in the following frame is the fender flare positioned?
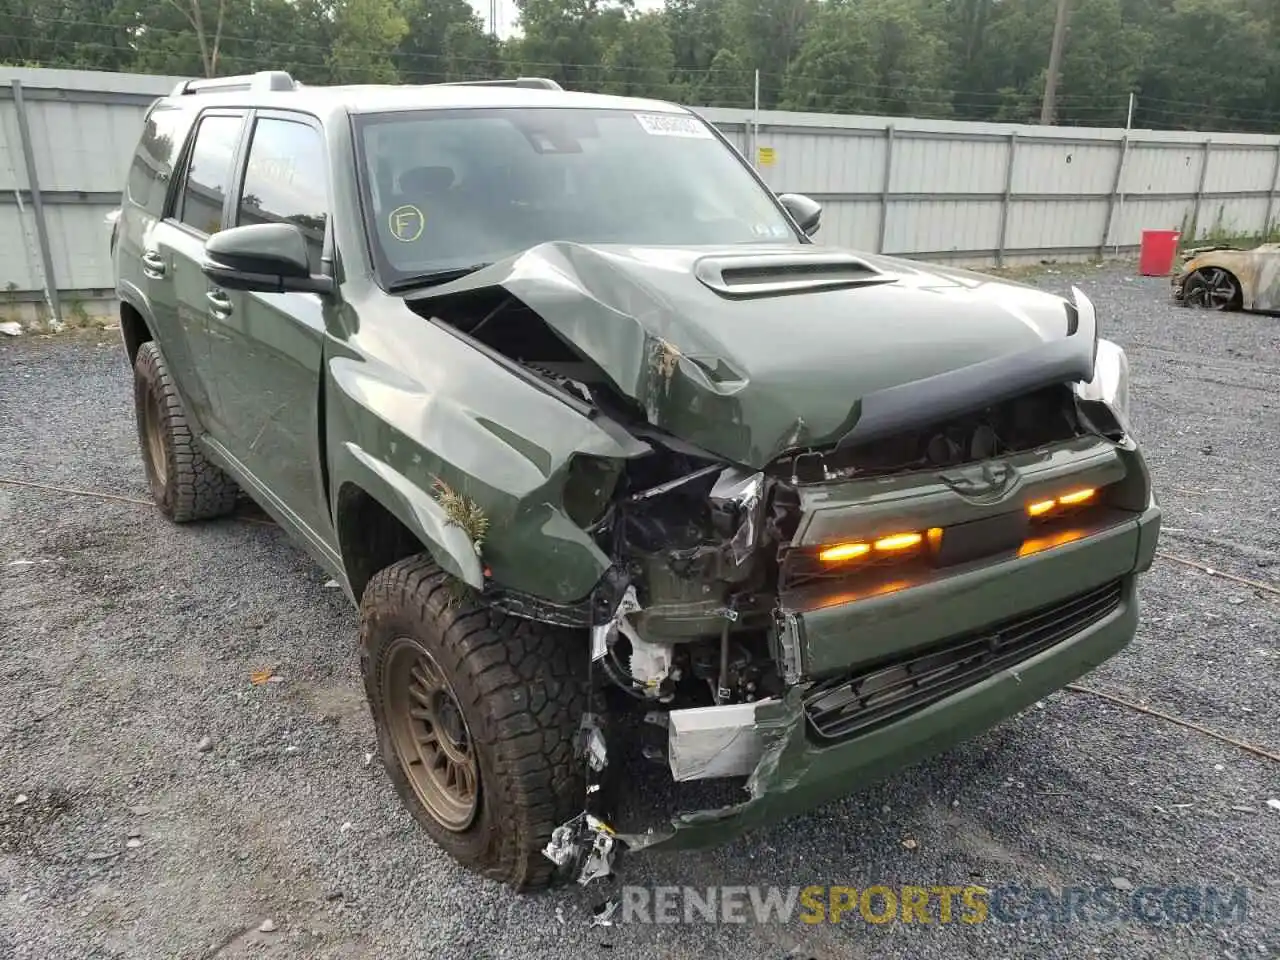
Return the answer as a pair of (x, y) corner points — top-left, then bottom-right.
(334, 441), (484, 590)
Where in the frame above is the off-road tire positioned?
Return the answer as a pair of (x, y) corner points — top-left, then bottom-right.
(359, 555), (588, 890)
(132, 341), (239, 522)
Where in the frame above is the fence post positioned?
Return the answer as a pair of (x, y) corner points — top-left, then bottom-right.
(10, 79), (61, 328)
(1264, 139), (1280, 240)
(1191, 138), (1212, 241)
(996, 132), (1018, 268)
(1101, 133), (1129, 257)
(877, 124), (895, 254)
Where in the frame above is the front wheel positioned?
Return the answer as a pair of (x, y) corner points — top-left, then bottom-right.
(359, 555), (588, 890)
(1182, 268), (1241, 310)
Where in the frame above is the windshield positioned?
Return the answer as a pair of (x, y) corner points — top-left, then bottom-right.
(352, 107), (800, 287)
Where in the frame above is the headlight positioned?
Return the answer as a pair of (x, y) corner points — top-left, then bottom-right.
(1076, 337), (1130, 421)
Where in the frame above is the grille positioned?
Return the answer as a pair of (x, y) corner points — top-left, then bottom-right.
(803, 579), (1124, 741)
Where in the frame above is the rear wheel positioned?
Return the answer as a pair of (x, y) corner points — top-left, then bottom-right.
(1183, 268), (1241, 310)
(132, 341), (239, 522)
(359, 555), (588, 890)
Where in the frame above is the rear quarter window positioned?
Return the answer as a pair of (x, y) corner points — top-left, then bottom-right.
(126, 104), (194, 217)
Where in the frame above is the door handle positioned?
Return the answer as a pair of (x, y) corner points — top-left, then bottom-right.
(206, 289), (233, 319)
(141, 250), (166, 279)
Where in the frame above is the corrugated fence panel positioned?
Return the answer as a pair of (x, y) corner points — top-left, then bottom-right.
(1197, 196), (1269, 236)
(1113, 197), (1195, 240)
(1014, 140), (1118, 196)
(27, 98), (146, 192)
(758, 128), (885, 194)
(0, 97), (40, 291)
(888, 199), (1003, 255)
(3, 67), (1280, 311)
(893, 134), (1007, 195)
(1122, 143), (1208, 196)
(1007, 198), (1110, 252)
(1203, 146), (1278, 195)
(47, 205), (115, 292)
(818, 200), (881, 251)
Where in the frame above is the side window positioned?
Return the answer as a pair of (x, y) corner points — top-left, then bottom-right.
(176, 114), (243, 236)
(127, 105), (193, 216)
(235, 117), (330, 273)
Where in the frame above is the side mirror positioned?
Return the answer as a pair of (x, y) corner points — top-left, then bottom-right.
(201, 222), (333, 294)
(777, 193), (822, 237)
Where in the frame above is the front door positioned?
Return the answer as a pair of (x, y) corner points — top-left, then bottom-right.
(203, 111), (336, 549)
(152, 109), (247, 439)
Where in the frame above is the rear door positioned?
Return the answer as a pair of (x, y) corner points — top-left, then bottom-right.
(204, 110), (336, 548)
(152, 109), (248, 442)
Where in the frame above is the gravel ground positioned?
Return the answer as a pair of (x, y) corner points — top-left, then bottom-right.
(1, 263), (1278, 960)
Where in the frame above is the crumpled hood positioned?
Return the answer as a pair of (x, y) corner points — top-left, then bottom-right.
(411, 242), (1095, 468)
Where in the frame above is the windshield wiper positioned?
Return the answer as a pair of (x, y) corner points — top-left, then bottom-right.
(387, 263), (492, 293)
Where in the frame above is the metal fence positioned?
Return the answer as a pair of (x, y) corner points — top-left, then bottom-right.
(2, 65), (1279, 325)
(703, 106), (1280, 267)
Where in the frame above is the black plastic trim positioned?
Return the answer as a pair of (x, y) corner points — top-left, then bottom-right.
(834, 299), (1097, 449)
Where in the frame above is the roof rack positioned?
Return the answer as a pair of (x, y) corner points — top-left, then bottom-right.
(434, 77), (563, 91)
(171, 70), (298, 97)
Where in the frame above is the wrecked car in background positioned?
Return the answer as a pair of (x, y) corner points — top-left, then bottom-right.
(1172, 241), (1280, 311)
(110, 70), (1161, 891)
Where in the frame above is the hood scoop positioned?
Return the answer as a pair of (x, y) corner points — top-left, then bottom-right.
(694, 251), (894, 299)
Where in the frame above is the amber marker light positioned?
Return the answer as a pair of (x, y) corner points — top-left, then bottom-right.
(1058, 488), (1097, 505)
(873, 532), (924, 552)
(1028, 499), (1057, 517)
(819, 542), (872, 564)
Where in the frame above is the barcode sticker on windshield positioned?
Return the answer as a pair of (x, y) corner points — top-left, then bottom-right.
(634, 113), (714, 139)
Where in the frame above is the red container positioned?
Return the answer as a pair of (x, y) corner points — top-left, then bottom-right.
(1138, 229), (1180, 276)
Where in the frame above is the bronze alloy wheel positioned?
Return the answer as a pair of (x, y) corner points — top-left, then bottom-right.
(141, 385), (168, 488)
(359, 555), (589, 888)
(383, 637), (480, 832)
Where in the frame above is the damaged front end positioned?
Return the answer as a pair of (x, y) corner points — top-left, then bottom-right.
(398, 242), (1160, 885)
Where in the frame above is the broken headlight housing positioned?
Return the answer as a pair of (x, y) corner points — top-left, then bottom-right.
(1076, 337), (1130, 422)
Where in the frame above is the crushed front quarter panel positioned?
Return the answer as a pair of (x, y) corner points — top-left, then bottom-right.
(323, 295), (651, 604)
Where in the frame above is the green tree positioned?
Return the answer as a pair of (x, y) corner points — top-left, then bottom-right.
(394, 0), (497, 83)
(330, 0), (409, 83)
(697, 46), (754, 107)
(780, 0), (951, 116)
(600, 12), (675, 98)
(661, 0), (729, 98)
(510, 0), (633, 90)
(1134, 0), (1277, 131)
(720, 0), (812, 107)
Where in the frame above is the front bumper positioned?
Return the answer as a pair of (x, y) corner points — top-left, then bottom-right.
(643, 500), (1160, 852)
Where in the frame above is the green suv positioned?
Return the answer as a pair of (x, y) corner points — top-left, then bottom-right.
(109, 70), (1161, 890)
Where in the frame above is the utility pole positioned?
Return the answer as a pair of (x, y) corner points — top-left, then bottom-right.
(1040, 0), (1071, 125)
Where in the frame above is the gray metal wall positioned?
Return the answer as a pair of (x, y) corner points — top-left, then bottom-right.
(0, 68), (185, 320)
(3, 65), (1279, 323)
(701, 106), (1280, 266)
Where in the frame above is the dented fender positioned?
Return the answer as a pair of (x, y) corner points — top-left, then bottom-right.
(332, 442), (485, 590)
(323, 299), (651, 604)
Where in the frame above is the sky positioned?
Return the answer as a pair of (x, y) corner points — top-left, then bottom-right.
(466, 0), (664, 40)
